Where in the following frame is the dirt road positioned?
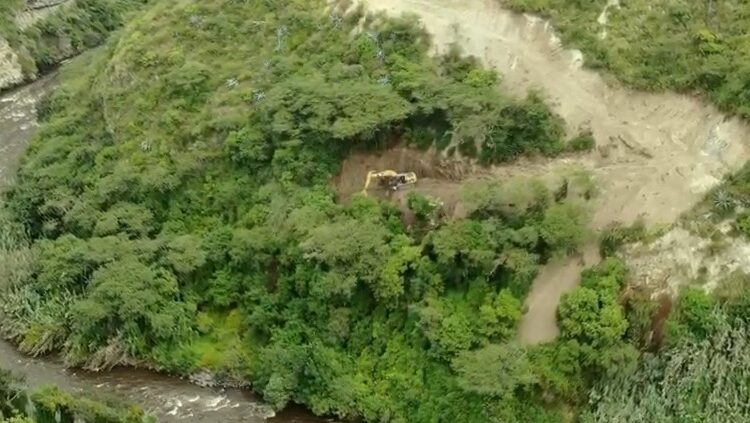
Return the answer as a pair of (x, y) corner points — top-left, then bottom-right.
(348, 0), (750, 343)
(517, 242), (601, 344)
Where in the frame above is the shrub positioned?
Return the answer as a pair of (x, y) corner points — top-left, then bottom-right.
(539, 202), (588, 254)
(599, 220), (646, 257)
(566, 130), (595, 152)
(407, 192), (443, 222)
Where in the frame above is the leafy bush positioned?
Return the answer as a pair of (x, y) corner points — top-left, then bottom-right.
(557, 258), (635, 375)
(539, 202), (588, 253)
(451, 343), (537, 398)
(478, 91), (565, 164)
(567, 130), (595, 152)
(407, 192), (441, 220)
(664, 287), (719, 343)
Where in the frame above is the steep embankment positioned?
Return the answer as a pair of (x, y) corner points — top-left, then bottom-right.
(0, 0), (66, 90)
(358, 0), (750, 343)
(16, 1), (71, 30)
(0, 69), (292, 423)
(0, 74), (55, 190)
(0, 38), (24, 93)
(0, 366), (154, 423)
(0, 0), (142, 92)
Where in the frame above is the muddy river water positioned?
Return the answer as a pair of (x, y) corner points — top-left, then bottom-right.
(0, 77), (327, 423)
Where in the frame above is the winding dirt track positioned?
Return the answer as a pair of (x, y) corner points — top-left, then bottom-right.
(350, 0), (750, 343)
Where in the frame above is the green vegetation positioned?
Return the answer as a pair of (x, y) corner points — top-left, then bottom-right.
(703, 162), (750, 219)
(566, 131), (595, 152)
(583, 314), (750, 422)
(503, 0), (750, 117)
(599, 220), (647, 257)
(0, 0), (602, 421)
(581, 284), (750, 422)
(0, 369), (152, 423)
(531, 258), (636, 404)
(0, 1), (25, 45)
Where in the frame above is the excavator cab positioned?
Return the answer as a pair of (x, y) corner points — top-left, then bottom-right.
(362, 170), (417, 195)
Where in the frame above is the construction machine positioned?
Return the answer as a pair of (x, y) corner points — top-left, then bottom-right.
(361, 170), (417, 195)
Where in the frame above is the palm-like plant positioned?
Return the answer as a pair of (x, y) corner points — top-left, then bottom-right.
(713, 189), (734, 211)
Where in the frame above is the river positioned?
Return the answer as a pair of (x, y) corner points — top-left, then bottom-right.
(0, 76), (329, 423)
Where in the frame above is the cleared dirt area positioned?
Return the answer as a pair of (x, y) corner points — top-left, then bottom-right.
(342, 0), (750, 344)
(335, 147), (476, 220)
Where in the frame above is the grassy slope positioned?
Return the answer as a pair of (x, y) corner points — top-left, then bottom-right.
(0, 1), (25, 41)
(505, 0), (750, 116)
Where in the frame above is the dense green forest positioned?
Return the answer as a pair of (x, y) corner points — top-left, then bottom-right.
(4, 0), (750, 422)
(0, 369), (152, 423)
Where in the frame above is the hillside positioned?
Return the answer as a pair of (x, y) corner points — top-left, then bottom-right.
(4, 0), (750, 422)
(0, 0), (605, 421)
(505, 0), (750, 116)
(500, 0), (750, 420)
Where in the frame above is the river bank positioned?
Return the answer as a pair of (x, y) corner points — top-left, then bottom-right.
(0, 0), (144, 93)
(0, 339), (273, 422)
(0, 72), (329, 423)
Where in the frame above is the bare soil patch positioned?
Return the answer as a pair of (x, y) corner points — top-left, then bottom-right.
(334, 147), (473, 219)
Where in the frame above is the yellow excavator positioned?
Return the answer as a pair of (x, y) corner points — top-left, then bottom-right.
(361, 170), (417, 195)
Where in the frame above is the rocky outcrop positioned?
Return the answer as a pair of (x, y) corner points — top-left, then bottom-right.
(18, 0), (70, 29)
(16, 6), (63, 30)
(0, 0), (74, 91)
(623, 223), (750, 296)
(0, 38), (24, 90)
(27, 0), (69, 9)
